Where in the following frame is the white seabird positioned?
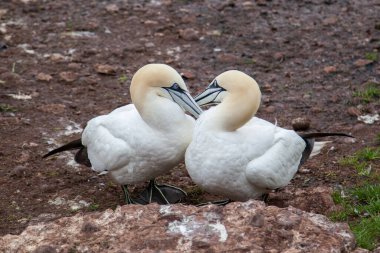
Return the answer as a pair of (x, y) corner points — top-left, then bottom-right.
(185, 70), (351, 202)
(44, 64), (202, 204)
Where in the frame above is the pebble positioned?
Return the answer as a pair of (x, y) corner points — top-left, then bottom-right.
(273, 52), (285, 61)
(264, 105), (275, 113)
(94, 64), (117, 75)
(216, 53), (239, 63)
(323, 66), (337, 74)
(36, 72), (52, 82)
(178, 28), (199, 41)
(347, 107), (361, 117)
(9, 166), (27, 178)
(50, 53), (67, 62)
(262, 83), (273, 93)
(180, 70), (195, 80)
(105, 4), (119, 13)
(354, 59), (373, 67)
(292, 117), (311, 131)
(322, 16), (338, 26)
(59, 71), (77, 82)
(38, 103), (66, 114)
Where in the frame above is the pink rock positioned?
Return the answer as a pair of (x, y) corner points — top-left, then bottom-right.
(36, 73), (52, 82)
(0, 200), (357, 252)
(94, 64), (117, 75)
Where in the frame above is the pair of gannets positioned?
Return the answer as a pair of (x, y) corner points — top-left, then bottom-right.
(44, 64), (350, 204)
(44, 64), (202, 204)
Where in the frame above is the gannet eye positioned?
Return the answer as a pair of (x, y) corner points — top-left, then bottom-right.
(209, 80), (219, 88)
(170, 83), (183, 91)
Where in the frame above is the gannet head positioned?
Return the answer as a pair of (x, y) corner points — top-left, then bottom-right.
(194, 70), (262, 131)
(131, 64), (202, 118)
(195, 70), (261, 107)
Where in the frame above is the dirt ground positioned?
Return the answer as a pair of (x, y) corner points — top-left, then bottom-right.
(0, 0), (379, 236)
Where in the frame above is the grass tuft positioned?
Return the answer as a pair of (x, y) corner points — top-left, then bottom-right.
(0, 104), (17, 112)
(330, 184), (380, 250)
(353, 83), (380, 103)
(339, 147), (380, 176)
(365, 51), (378, 62)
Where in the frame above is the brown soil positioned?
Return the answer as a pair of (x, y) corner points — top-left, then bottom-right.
(0, 0), (379, 236)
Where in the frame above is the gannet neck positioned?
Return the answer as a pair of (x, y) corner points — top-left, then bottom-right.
(204, 72), (262, 131)
(129, 64), (188, 130)
(134, 87), (188, 130)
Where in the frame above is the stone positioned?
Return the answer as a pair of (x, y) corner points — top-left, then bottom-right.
(50, 53), (66, 62)
(59, 71), (77, 83)
(38, 103), (66, 114)
(347, 106), (361, 117)
(180, 70), (195, 80)
(323, 16), (338, 26)
(105, 4), (119, 13)
(292, 117), (311, 131)
(0, 200), (358, 252)
(262, 83), (273, 92)
(94, 64), (117, 75)
(216, 53), (239, 63)
(323, 65), (337, 73)
(264, 105), (276, 113)
(178, 28), (199, 41)
(36, 73), (52, 82)
(354, 59), (373, 67)
(268, 186), (336, 215)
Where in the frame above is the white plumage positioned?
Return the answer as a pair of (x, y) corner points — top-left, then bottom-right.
(185, 70), (307, 201)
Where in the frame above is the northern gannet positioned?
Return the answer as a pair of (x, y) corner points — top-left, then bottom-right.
(185, 70), (351, 202)
(44, 64), (202, 205)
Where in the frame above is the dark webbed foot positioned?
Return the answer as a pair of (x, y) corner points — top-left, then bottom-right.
(121, 185), (137, 204)
(196, 199), (231, 207)
(130, 179), (187, 205)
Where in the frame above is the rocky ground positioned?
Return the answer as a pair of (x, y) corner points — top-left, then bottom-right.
(0, 0), (379, 251)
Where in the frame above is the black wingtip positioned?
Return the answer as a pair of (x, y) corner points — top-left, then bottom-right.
(43, 138), (83, 158)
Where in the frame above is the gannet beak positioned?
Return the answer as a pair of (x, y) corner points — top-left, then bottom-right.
(163, 87), (203, 119)
(194, 87), (225, 106)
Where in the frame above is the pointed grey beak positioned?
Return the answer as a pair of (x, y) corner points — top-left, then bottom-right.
(164, 88), (203, 119)
(194, 87), (225, 106)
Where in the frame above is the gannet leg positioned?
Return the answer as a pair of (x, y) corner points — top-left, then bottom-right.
(136, 179), (187, 204)
(121, 185), (136, 204)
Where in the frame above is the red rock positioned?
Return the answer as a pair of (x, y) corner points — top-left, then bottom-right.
(0, 200), (357, 252)
(36, 73), (52, 82)
(323, 66), (337, 73)
(347, 107), (361, 117)
(323, 16), (338, 26)
(262, 83), (273, 92)
(59, 71), (77, 83)
(216, 53), (239, 63)
(178, 28), (199, 41)
(38, 103), (66, 114)
(354, 59), (373, 67)
(105, 4), (119, 13)
(94, 64), (117, 75)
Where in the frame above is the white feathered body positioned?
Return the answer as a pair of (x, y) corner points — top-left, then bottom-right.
(185, 108), (306, 201)
(82, 104), (195, 185)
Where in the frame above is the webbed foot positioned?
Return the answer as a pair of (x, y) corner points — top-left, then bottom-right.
(135, 179), (187, 205)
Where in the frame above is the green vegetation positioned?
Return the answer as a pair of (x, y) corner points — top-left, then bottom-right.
(88, 203), (100, 211)
(0, 104), (17, 112)
(330, 184), (380, 250)
(353, 82), (380, 103)
(333, 146), (380, 250)
(340, 147), (380, 176)
(118, 74), (128, 83)
(365, 51), (378, 62)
